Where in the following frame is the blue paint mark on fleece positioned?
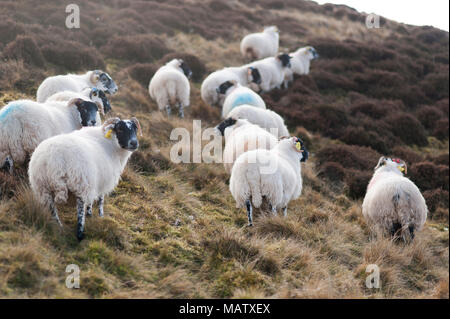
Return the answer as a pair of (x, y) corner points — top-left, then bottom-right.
(0, 102), (22, 122)
(231, 93), (257, 109)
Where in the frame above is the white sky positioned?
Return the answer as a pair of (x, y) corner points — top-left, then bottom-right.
(313, 0), (449, 31)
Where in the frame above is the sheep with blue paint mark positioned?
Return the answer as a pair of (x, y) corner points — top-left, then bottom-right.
(221, 81), (266, 118)
(0, 98), (100, 173)
(227, 104), (289, 138)
(36, 70), (118, 103)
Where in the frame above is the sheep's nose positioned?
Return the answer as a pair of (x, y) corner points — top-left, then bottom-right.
(129, 140), (138, 149)
(90, 120), (96, 126)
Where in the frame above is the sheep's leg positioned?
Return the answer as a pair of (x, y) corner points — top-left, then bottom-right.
(271, 204), (278, 216)
(76, 198), (86, 241)
(282, 206), (287, 217)
(177, 102), (184, 119)
(408, 225), (415, 241)
(1, 156), (13, 174)
(390, 221), (402, 238)
(86, 203), (93, 217)
(165, 105), (171, 117)
(245, 199), (253, 227)
(49, 199), (63, 228)
(98, 196), (104, 217)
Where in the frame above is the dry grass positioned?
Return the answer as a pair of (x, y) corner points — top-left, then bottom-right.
(0, 0), (448, 299)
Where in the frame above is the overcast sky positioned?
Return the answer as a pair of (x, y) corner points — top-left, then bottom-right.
(314, 0), (449, 31)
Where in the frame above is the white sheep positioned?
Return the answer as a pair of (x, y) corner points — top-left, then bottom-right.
(229, 136), (309, 226)
(283, 46), (319, 89)
(362, 157), (428, 241)
(149, 59), (192, 118)
(221, 81), (266, 118)
(28, 117), (141, 240)
(47, 87), (112, 116)
(200, 65), (262, 107)
(227, 104), (289, 138)
(0, 98), (100, 174)
(240, 26), (279, 61)
(36, 70), (118, 103)
(248, 53), (292, 92)
(216, 118), (278, 174)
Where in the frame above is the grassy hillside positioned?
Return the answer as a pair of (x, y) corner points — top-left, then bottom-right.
(0, 0), (448, 298)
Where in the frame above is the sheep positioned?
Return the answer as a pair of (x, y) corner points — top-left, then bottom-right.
(283, 46), (319, 89)
(36, 70), (118, 103)
(362, 156), (428, 241)
(0, 98), (100, 174)
(227, 104), (289, 138)
(200, 65), (262, 107)
(47, 87), (112, 115)
(216, 117), (278, 174)
(221, 81), (266, 118)
(28, 117), (141, 240)
(149, 59), (192, 118)
(240, 26), (279, 61)
(248, 53), (292, 92)
(229, 136), (309, 226)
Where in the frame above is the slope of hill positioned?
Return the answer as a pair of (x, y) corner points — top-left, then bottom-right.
(0, 0), (448, 298)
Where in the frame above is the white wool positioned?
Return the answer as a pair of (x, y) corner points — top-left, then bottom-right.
(149, 59), (190, 116)
(362, 157), (427, 240)
(283, 46), (318, 88)
(221, 83), (266, 118)
(28, 124), (133, 208)
(240, 26), (279, 61)
(248, 55), (290, 92)
(0, 99), (95, 168)
(227, 105), (289, 138)
(36, 70), (117, 103)
(229, 137), (305, 213)
(201, 65), (257, 107)
(222, 119), (277, 174)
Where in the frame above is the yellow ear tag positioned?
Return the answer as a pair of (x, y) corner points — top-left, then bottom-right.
(296, 141), (302, 151)
(104, 129), (113, 139)
(398, 166), (405, 172)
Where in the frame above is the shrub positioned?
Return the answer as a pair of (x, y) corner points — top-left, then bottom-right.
(340, 126), (391, 154)
(316, 144), (380, 171)
(104, 34), (172, 63)
(159, 52), (207, 82)
(318, 162), (346, 182)
(127, 63), (158, 87)
(385, 113), (428, 146)
(409, 162), (449, 191)
(421, 72), (450, 101)
(433, 118), (449, 140)
(0, 20), (26, 45)
(346, 169), (372, 199)
(415, 105), (444, 130)
(3, 35), (45, 67)
(423, 189), (449, 214)
(41, 41), (105, 71)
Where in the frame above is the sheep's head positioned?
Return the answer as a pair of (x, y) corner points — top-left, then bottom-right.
(375, 156), (407, 175)
(216, 80), (236, 95)
(215, 117), (237, 136)
(264, 26), (279, 34)
(68, 98), (99, 127)
(91, 70), (118, 95)
(247, 67), (262, 85)
(178, 59), (193, 79)
(103, 117), (141, 151)
(277, 53), (292, 68)
(279, 136), (309, 162)
(302, 46), (319, 60)
(89, 88), (111, 115)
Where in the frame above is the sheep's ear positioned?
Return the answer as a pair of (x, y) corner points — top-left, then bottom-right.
(131, 117), (143, 137)
(102, 117), (120, 135)
(278, 136), (290, 141)
(375, 156), (387, 170)
(95, 102), (105, 116)
(399, 161), (407, 174)
(68, 98), (84, 108)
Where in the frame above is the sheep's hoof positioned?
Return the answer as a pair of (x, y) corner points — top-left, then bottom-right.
(247, 223), (253, 227)
(77, 232), (85, 241)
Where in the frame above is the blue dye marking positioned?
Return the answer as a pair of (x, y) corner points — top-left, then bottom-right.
(0, 102), (22, 122)
(231, 93), (257, 108)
